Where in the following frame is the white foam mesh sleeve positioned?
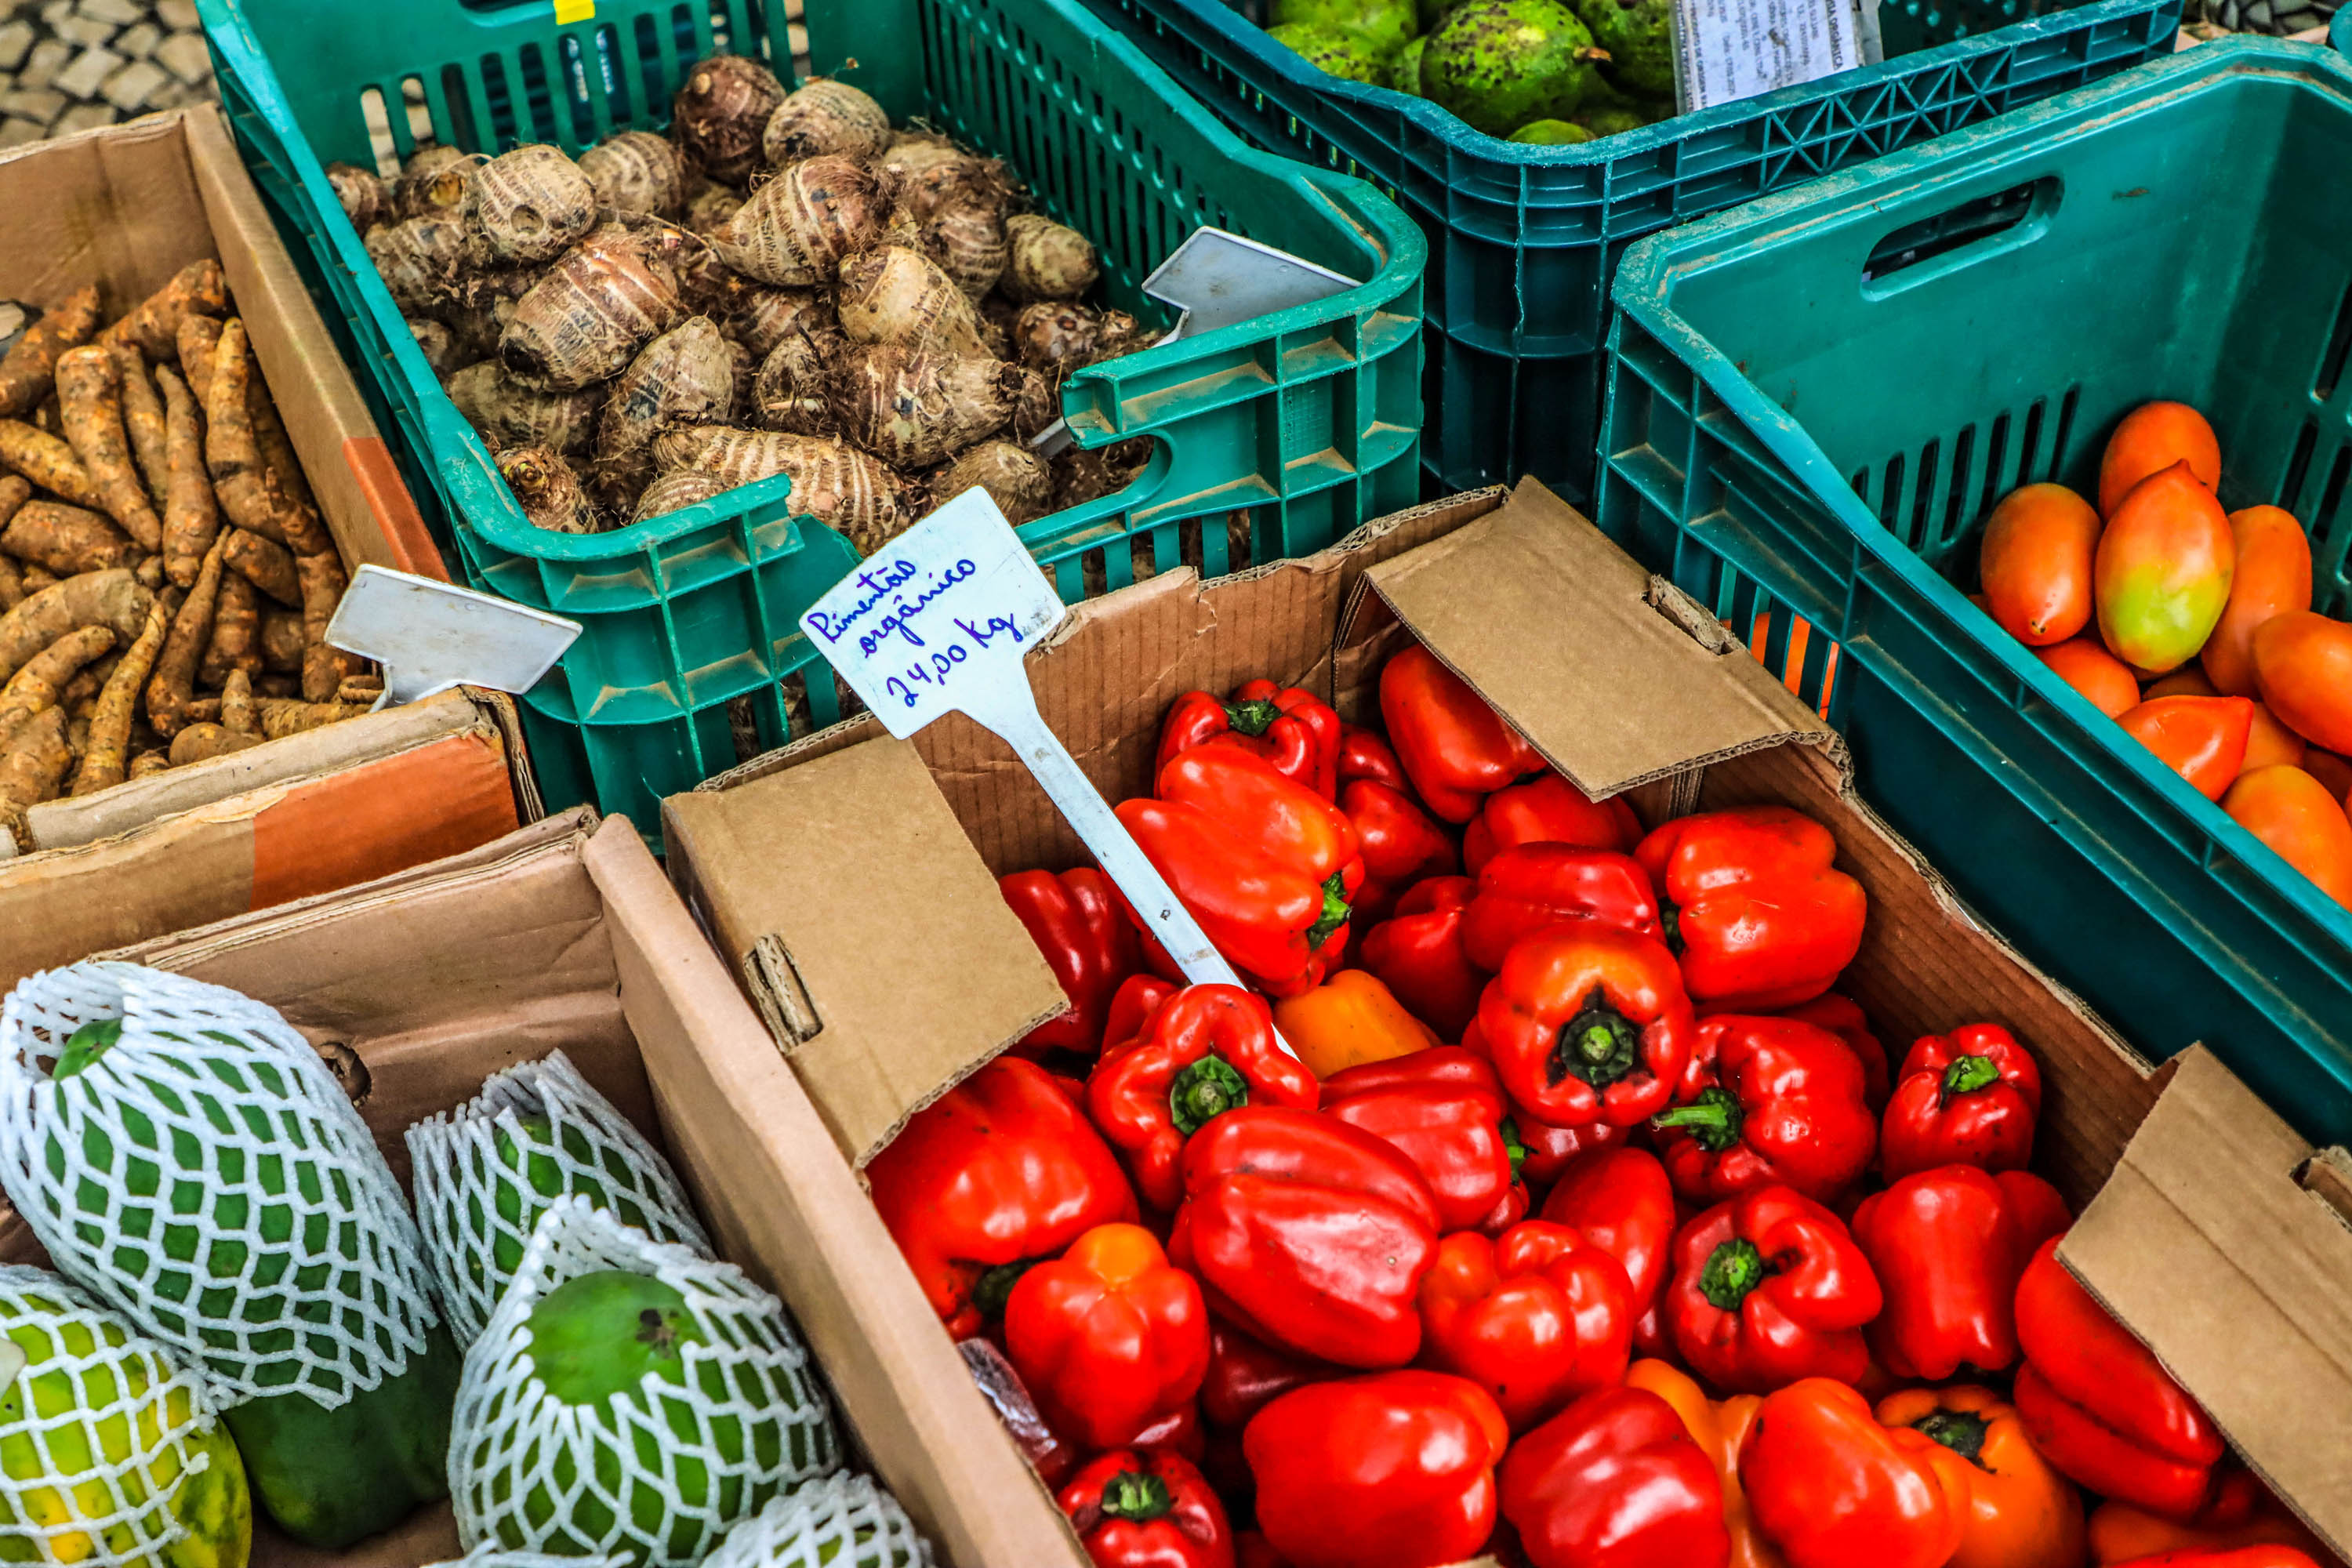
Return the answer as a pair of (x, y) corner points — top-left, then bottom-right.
(701, 1472), (936, 1568)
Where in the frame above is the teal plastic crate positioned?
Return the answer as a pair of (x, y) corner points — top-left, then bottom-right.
(1087, 0), (2179, 505)
(1598, 38), (2352, 1145)
(198, 0), (1425, 828)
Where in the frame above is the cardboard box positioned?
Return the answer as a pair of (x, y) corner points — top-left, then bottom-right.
(666, 479), (2352, 1561)
(0, 105), (507, 865)
(0, 807), (1065, 1568)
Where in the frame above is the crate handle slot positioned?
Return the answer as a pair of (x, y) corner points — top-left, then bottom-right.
(1861, 176), (2062, 299)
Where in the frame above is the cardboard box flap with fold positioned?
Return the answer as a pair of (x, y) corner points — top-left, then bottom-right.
(670, 476), (2352, 1560)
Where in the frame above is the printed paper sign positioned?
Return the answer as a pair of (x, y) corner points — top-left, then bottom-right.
(1671, 0), (1864, 111)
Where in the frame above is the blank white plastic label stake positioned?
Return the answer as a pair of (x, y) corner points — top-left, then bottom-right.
(326, 566), (583, 711)
(801, 490), (1290, 1047)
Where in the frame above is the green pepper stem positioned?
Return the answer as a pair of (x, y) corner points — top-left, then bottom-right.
(634, 1306), (684, 1362)
(1699, 1237), (1766, 1312)
(971, 1260), (1039, 1323)
(1659, 902), (1683, 955)
(1099, 1471), (1174, 1523)
(1912, 1408), (1991, 1466)
(1499, 1116), (1528, 1182)
(1941, 1054), (2002, 1101)
(1225, 699), (1281, 738)
(1552, 988), (1644, 1091)
(1652, 1086), (1746, 1152)
(1305, 873), (1352, 950)
(1170, 1056), (1250, 1134)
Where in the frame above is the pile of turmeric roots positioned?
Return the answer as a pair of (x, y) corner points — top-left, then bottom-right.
(341, 54), (1149, 547)
(0, 261), (373, 843)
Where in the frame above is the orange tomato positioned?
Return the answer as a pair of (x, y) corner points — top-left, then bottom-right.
(2201, 506), (2311, 697)
(2241, 702), (2307, 774)
(2097, 401), (2221, 517)
(2143, 667), (2217, 700)
(2034, 639), (2140, 718)
(2223, 766), (2352, 909)
(2304, 749), (2352, 807)
(2094, 461), (2235, 673)
(2254, 611), (2352, 754)
(2118, 695), (2254, 800)
(1977, 485), (2101, 647)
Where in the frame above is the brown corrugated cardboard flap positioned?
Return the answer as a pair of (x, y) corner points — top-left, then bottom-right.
(1357, 477), (1839, 798)
(2060, 1046), (2352, 1559)
(662, 740), (1066, 1166)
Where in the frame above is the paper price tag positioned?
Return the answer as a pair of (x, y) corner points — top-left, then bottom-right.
(802, 491), (1288, 1047)
(1670, 0), (1866, 112)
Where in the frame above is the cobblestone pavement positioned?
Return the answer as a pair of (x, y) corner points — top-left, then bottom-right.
(0, 0), (215, 149)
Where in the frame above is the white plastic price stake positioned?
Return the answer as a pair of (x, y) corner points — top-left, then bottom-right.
(801, 489), (1294, 1051)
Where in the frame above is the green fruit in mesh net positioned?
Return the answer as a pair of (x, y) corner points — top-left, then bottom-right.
(1266, 23), (1395, 85)
(699, 1473), (934, 1568)
(488, 1116), (681, 1277)
(1422, 0), (1606, 136)
(0, 1268), (250, 1568)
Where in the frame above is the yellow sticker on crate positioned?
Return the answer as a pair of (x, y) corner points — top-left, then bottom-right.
(554, 0), (593, 20)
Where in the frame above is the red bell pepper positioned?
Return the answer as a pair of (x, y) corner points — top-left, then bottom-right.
(1848, 1165), (2043, 1381)
(1500, 1384), (1730, 1568)
(1130, 1400), (1207, 1464)
(1881, 1022), (2042, 1181)
(1740, 1377), (1962, 1568)
(2091, 1469), (2332, 1566)
(867, 1055), (1142, 1338)
(1359, 877), (1485, 1042)
(1203, 1321), (1334, 1431)
(1159, 678), (1343, 800)
(1464, 772), (1644, 874)
(1087, 984), (1319, 1210)
(1514, 1113), (1631, 1189)
(1380, 644), (1546, 822)
(1338, 724), (1411, 793)
(1652, 1014), (1876, 1203)
(1665, 1185), (1882, 1394)
(1234, 1532), (1290, 1568)
(1417, 1221), (1633, 1431)
(1459, 844), (1664, 971)
(1345, 779), (1459, 892)
(1059, 1449), (1236, 1568)
(1999, 1170), (2074, 1269)
(2013, 1234), (2224, 1519)
(1170, 1106), (1440, 1368)
(1001, 868), (1142, 1060)
(1243, 1370), (1508, 1568)
(1004, 1221), (1210, 1451)
(1774, 992), (1890, 1113)
(1635, 807), (1867, 1011)
(1320, 1046), (1523, 1232)
(2111, 1553), (2328, 1568)
(1118, 746), (1364, 996)
(1539, 1145), (1677, 1359)
(1475, 923), (1694, 1127)
(1104, 973), (1180, 1054)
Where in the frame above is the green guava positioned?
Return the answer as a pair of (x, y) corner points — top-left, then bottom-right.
(1573, 0), (1676, 97)
(1270, 0), (1418, 55)
(1509, 118), (1592, 143)
(1394, 34), (1430, 93)
(1421, 0), (1606, 137)
(1266, 21), (1395, 85)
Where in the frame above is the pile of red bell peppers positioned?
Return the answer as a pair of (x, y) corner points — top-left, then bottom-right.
(866, 648), (2334, 1568)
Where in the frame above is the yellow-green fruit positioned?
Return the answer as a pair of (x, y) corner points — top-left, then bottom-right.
(1266, 22), (1395, 85)
(1509, 118), (1592, 142)
(1272, 0), (1417, 53)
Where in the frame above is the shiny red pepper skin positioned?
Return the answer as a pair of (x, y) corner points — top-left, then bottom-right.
(1653, 1014), (1877, 1203)
(1464, 772), (1645, 875)
(1359, 877), (1485, 1043)
(1087, 985), (1319, 1210)
(1740, 1377), (1962, 1568)
(1345, 779), (1461, 893)
(1460, 844), (1664, 971)
(1170, 1106), (1442, 1369)
(1104, 974), (1181, 1054)
(1202, 1321), (1334, 1431)
(1635, 806), (1867, 1011)
(1881, 1023), (2042, 1181)
(1848, 1164), (2058, 1381)
(2110, 1552), (2328, 1568)
(1320, 1047), (1524, 1233)
(1244, 1370), (1508, 1568)
(1338, 724), (1412, 793)
(1001, 868), (1143, 1060)
(1774, 992), (1891, 1113)
(1059, 1449), (1237, 1568)
(1540, 1145), (1678, 1359)
(867, 1055), (1142, 1339)
(2013, 1235), (2225, 1519)
(1665, 1184), (1883, 1394)
(1005, 1222), (1211, 1451)
(1475, 924), (1695, 1127)
(1513, 1114), (1632, 1189)
(1417, 1221), (1634, 1432)
(1381, 644), (1547, 822)
(1501, 1384), (1731, 1568)
(1160, 679), (1344, 800)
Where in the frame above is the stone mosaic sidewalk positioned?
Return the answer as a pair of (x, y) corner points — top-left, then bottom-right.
(0, 0), (213, 149)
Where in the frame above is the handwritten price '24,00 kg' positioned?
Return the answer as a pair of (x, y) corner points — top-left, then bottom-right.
(802, 556), (1028, 709)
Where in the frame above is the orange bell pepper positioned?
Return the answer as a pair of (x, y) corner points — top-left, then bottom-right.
(1270, 968), (1437, 1079)
(1626, 1359), (1786, 1568)
(1875, 1385), (2084, 1568)
(2090, 1471), (2333, 1566)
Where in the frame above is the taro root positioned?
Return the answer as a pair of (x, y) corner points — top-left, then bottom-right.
(752, 326), (842, 437)
(1002, 213), (1101, 303)
(924, 198), (1008, 299)
(499, 445), (604, 534)
(408, 317), (461, 376)
(579, 130), (687, 219)
(671, 54), (786, 185)
(446, 361), (605, 457)
(826, 345), (1018, 469)
(500, 223), (682, 389)
(684, 178), (746, 238)
(593, 316), (739, 503)
(365, 216), (470, 313)
(325, 162), (389, 231)
(931, 440), (1051, 524)
(395, 143), (474, 221)
(763, 78), (891, 165)
(884, 134), (1006, 222)
(834, 246), (990, 359)
(466, 144), (598, 263)
(650, 426), (903, 548)
(631, 468), (732, 524)
(1011, 366), (1062, 443)
(712, 155), (895, 288)
(1054, 436), (1152, 511)
(731, 287), (834, 361)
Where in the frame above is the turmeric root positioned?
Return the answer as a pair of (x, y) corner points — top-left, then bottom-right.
(56, 346), (164, 553)
(127, 750), (169, 779)
(220, 667), (259, 736)
(0, 568), (151, 684)
(175, 314), (220, 407)
(168, 721), (266, 767)
(245, 361), (318, 519)
(206, 321), (332, 556)
(182, 697), (220, 725)
(113, 343), (169, 506)
(335, 676), (383, 705)
(156, 365), (218, 589)
(0, 501), (139, 575)
(260, 607), (304, 673)
(256, 697), (365, 739)
(0, 624), (115, 748)
(0, 557), (19, 614)
(0, 286), (101, 419)
(296, 550), (355, 702)
(0, 420), (111, 512)
(255, 673), (297, 699)
(71, 596), (168, 795)
(0, 475), (29, 530)
(200, 570), (260, 688)
(18, 566), (56, 595)
(0, 706), (71, 842)
(222, 528), (299, 606)
(100, 261), (229, 361)
(136, 555), (163, 591)
(146, 534), (226, 739)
